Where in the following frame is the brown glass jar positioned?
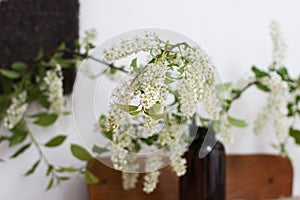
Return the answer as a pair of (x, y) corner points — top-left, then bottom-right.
(179, 127), (226, 200)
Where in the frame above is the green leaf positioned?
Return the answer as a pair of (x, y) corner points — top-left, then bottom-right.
(46, 178), (54, 190)
(289, 83), (298, 93)
(59, 59), (76, 68)
(10, 143), (31, 158)
(130, 58), (138, 71)
(84, 171), (99, 184)
(115, 103), (139, 113)
(279, 143), (290, 159)
(287, 102), (294, 117)
(129, 109), (142, 116)
(177, 66), (185, 74)
(150, 103), (162, 113)
(92, 145), (108, 155)
(277, 67), (291, 81)
(199, 117), (211, 127)
(132, 139), (141, 152)
(57, 42), (66, 51)
(12, 62), (28, 71)
(46, 165), (54, 176)
(35, 49), (44, 60)
(164, 76), (175, 84)
(168, 90), (179, 106)
(296, 95), (300, 104)
(71, 144), (93, 161)
(24, 160), (40, 176)
(141, 134), (159, 145)
(231, 89), (241, 99)
(38, 95), (50, 109)
(228, 116), (248, 128)
(9, 120), (29, 147)
(0, 69), (20, 79)
(45, 135), (67, 147)
(145, 112), (164, 120)
(223, 99), (232, 112)
(58, 176), (70, 181)
(56, 167), (78, 173)
(74, 39), (81, 51)
(255, 82), (271, 92)
(215, 82), (232, 92)
(251, 66), (269, 78)
(98, 115), (113, 140)
(33, 113), (58, 126)
(145, 103), (164, 120)
(103, 130), (113, 140)
(0, 136), (9, 143)
(63, 111), (71, 116)
(289, 128), (300, 145)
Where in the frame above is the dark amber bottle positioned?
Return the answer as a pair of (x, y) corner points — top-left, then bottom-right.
(179, 127), (226, 200)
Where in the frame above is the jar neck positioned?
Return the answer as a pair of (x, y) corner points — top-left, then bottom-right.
(190, 125), (216, 141)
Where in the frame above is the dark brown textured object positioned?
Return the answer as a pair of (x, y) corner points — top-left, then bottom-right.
(180, 127), (225, 200)
(0, 0), (79, 94)
(88, 154), (293, 200)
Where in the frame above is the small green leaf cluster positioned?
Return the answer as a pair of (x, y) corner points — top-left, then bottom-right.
(223, 64), (300, 155)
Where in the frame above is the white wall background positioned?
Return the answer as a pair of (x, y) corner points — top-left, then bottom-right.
(0, 0), (300, 199)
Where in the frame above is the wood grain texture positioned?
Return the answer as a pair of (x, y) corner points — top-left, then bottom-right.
(88, 154), (293, 200)
(226, 154), (293, 200)
(88, 159), (179, 200)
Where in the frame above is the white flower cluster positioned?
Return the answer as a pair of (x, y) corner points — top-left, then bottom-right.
(122, 155), (139, 190)
(143, 116), (159, 137)
(143, 152), (162, 193)
(98, 32), (220, 193)
(134, 63), (168, 109)
(178, 47), (219, 119)
(270, 21), (287, 68)
(255, 72), (289, 142)
(3, 91), (28, 129)
(122, 171), (139, 190)
(42, 64), (64, 114)
(111, 144), (128, 171)
(157, 121), (181, 147)
(110, 124), (137, 171)
(253, 103), (271, 134)
(167, 123), (188, 176)
(171, 157), (187, 176)
(103, 33), (160, 63)
(81, 29), (97, 48)
(113, 131), (132, 149)
(254, 21), (290, 142)
(220, 117), (233, 144)
(107, 81), (135, 133)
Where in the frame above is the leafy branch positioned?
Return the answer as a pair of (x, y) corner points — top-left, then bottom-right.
(0, 30), (101, 190)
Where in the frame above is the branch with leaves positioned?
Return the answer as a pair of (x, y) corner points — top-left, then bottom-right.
(220, 21), (300, 156)
(0, 30), (101, 189)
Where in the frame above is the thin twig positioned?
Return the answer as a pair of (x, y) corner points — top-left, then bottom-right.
(86, 55), (129, 74)
(62, 48), (129, 74)
(232, 81), (258, 100)
(28, 125), (60, 181)
(165, 42), (188, 53)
